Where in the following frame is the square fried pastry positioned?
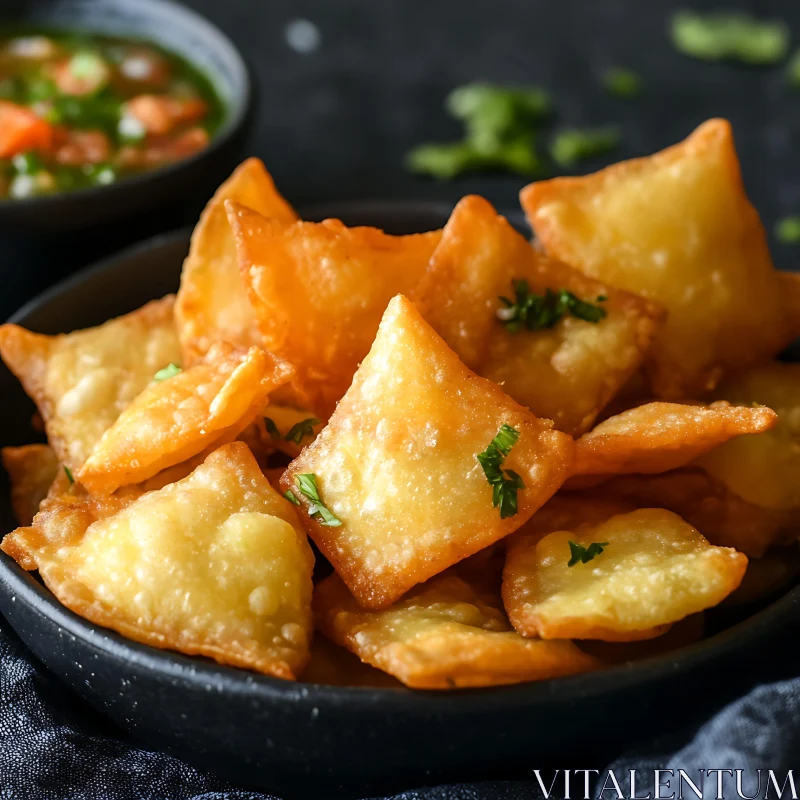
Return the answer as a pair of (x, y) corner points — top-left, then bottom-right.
(229, 201), (442, 416)
(503, 505), (747, 642)
(0, 296), (180, 472)
(411, 195), (664, 436)
(175, 158), (298, 363)
(1, 444), (58, 525)
(2, 443), (314, 678)
(282, 294), (574, 609)
(314, 572), (597, 689)
(521, 119), (795, 398)
(571, 401), (776, 480)
(78, 342), (293, 494)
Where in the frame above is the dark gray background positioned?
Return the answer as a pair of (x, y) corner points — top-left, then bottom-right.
(2, 0), (800, 314)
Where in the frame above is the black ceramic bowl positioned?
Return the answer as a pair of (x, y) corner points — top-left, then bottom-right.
(0, 0), (253, 231)
(1, 204), (799, 797)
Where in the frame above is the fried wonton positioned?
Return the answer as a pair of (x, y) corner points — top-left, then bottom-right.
(521, 119), (792, 398)
(230, 202), (442, 416)
(300, 634), (402, 688)
(503, 508), (747, 641)
(3, 444), (315, 678)
(78, 343), (293, 495)
(314, 572), (597, 689)
(0, 296), (180, 472)
(1, 444), (59, 526)
(572, 401), (777, 479)
(282, 295), (575, 609)
(599, 469), (798, 558)
(411, 195), (664, 435)
(697, 363), (800, 511)
(174, 158), (298, 363)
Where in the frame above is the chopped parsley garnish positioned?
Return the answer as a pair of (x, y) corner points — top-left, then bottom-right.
(292, 473), (342, 527)
(497, 280), (607, 332)
(154, 363), (181, 382)
(477, 424), (524, 519)
(283, 489), (300, 505)
(670, 11), (790, 65)
(284, 417), (320, 445)
(602, 67), (643, 98)
(567, 540), (609, 567)
(264, 417), (280, 440)
(550, 127), (620, 168)
(776, 217), (800, 245)
(63, 466), (74, 484)
(406, 82), (550, 179)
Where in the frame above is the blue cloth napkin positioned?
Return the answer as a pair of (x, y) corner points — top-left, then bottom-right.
(1, 611), (797, 800)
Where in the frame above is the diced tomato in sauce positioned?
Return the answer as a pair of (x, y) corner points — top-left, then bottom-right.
(0, 100), (53, 158)
(53, 129), (112, 166)
(124, 95), (208, 136)
(117, 127), (209, 169)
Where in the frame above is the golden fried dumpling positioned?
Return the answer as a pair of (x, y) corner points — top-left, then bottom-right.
(503, 507), (747, 641)
(2, 443), (314, 678)
(175, 158), (298, 363)
(0, 296), (180, 472)
(79, 343), (293, 495)
(521, 119), (793, 398)
(282, 295), (574, 609)
(230, 201), (442, 416)
(411, 195), (664, 435)
(572, 401), (776, 480)
(314, 572), (597, 689)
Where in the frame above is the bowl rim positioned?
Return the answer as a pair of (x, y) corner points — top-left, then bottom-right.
(0, 0), (252, 210)
(1, 220), (798, 714)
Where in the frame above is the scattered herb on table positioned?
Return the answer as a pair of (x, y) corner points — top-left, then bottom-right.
(776, 217), (800, 245)
(603, 67), (643, 98)
(670, 11), (790, 65)
(550, 127), (620, 169)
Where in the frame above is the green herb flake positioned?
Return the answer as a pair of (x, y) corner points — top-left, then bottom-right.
(670, 11), (790, 65)
(154, 363), (182, 382)
(264, 417), (280, 440)
(567, 540), (609, 567)
(406, 82), (549, 180)
(602, 67), (643, 98)
(550, 127), (620, 169)
(477, 424), (524, 519)
(283, 489), (300, 505)
(294, 473), (342, 527)
(788, 50), (800, 87)
(497, 280), (607, 332)
(68, 51), (108, 82)
(64, 466), (75, 485)
(285, 417), (321, 445)
(776, 217), (800, 245)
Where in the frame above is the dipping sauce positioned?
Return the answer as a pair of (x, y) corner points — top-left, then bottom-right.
(0, 30), (224, 199)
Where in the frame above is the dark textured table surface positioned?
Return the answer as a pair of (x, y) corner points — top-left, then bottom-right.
(2, 0), (800, 319)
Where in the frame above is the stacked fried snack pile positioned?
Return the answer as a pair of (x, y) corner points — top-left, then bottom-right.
(2, 118), (800, 689)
